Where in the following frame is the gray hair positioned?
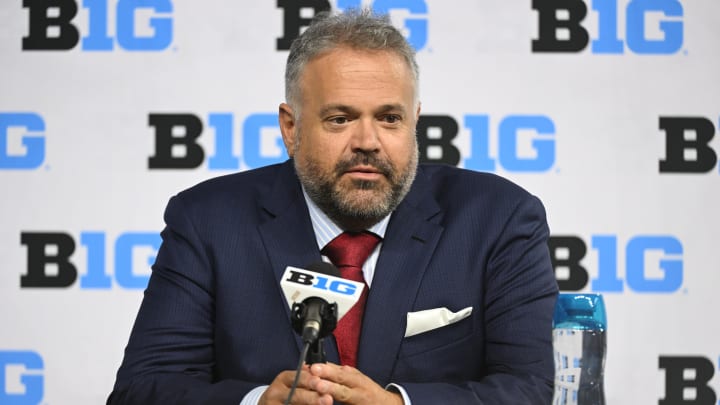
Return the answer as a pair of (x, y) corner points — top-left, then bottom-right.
(284, 8), (419, 115)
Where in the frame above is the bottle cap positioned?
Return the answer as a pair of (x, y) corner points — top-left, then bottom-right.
(553, 293), (607, 331)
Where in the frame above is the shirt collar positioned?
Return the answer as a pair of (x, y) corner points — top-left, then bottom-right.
(302, 188), (390, 250)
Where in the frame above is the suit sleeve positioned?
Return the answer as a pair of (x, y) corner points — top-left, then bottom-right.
(107, 195), (258, 405)
(398, 194), (559, 405)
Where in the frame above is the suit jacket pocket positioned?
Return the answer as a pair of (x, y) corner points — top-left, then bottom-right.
(397, 313), (473, 358)
(393, 328), (482, 383)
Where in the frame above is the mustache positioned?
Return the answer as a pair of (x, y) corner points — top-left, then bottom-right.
(335, 152), (393, 178)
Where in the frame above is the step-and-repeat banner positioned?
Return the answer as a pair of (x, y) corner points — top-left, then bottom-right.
(2, 1), (719, 403)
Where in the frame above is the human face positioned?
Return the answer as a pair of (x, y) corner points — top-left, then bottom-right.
(279, 47), (420, 230)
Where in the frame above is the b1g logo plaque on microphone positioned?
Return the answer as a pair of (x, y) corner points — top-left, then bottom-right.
(281, 266), (363, 321)
(281, 265), (365, 363)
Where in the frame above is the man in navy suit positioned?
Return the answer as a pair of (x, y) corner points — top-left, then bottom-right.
(109, 9), (558, 405)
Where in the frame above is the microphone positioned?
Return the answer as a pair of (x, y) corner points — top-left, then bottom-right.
(280, 262), (365, 405)
(280, 262), (364, 344)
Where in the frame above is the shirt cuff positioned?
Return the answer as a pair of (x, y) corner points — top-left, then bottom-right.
(239, 385), (268, 405)
(386, 383), (412, 405)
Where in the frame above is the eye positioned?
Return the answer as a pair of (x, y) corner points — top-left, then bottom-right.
(381, 114), (401, 124)
(328, 116), (349, 125)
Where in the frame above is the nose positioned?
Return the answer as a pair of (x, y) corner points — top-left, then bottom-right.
(349, 118), (381, 153)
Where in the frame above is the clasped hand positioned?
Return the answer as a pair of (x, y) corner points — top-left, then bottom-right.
(259, 363), (403, 405)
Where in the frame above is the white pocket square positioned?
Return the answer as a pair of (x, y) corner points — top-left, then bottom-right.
(404, 306), (473, 338)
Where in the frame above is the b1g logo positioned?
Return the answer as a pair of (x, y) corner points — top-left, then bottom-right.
(20, 231), (160, 289)
(22, 0), (173, 51)
(533, 0), (684, 54)
(0, 113), (45, 170)
(549, 235), (683, 292)
(277, 0), (428, 51)
(659, 356), (718, 404)
(286, 269), (357, 295)
(418, 114), (556, 173)
(659, 116), (719, 174)
(148, 113), (288, 170)
(0, 351), (44, 405)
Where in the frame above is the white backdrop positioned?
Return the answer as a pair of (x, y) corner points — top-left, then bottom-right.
(2, 1), (719, 403)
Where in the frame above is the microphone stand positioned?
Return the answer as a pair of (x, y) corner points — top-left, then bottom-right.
(306, 337), (326, 364)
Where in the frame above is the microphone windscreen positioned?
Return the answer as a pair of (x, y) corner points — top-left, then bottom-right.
(305, 261), (341, 278)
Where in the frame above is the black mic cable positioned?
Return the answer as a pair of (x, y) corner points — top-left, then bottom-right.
(283, 262), (342, 404)
(284, 341), (311, 405)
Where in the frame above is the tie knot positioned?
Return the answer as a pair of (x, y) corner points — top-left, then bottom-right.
(322, 231), (381, 269)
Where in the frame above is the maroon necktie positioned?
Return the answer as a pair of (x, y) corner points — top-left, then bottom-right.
(321, 231), (381, 368)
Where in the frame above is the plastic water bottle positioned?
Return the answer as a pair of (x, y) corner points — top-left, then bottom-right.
(552, 294), (607, 405)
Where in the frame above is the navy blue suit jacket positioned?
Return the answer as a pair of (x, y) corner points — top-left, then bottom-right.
(109, 160), (558, 404)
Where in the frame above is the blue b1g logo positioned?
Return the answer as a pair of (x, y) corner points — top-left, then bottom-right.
(20, 231), (161, 289)
(276, 0), (428, 51)
(22, 0), (173, 51)
(338, 0), (428, 50)
(533, 0), (684, 54)
(147, 112), (288, 171)
(417, 114), (556, 173)
(550, 235), (683, 292)
(0, 351), (44, 405)
(0, 113), (45, 170)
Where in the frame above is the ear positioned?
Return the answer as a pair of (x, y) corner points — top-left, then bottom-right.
(278, 103), (297, 158)
(415, 102), (422, 121)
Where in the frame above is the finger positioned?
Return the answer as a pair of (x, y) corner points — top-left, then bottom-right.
(310, 363), (363, 388)
(287, 387), (332, 405)
(279, 369), (316, 390)
(264, 385), (330, 405)
(263, 370), (323, 405)
(312, 378), (355, 403)
(310, 364), (372, 403)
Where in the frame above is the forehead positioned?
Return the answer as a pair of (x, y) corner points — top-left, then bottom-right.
(298, 47), (416, 107)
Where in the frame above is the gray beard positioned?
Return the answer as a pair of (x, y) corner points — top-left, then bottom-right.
(295, 148), (418, 231)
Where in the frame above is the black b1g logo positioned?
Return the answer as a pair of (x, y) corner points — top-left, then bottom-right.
(659, 117), (719, 174)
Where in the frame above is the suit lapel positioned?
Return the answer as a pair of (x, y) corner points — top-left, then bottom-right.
(257, 162), (319, 288)
(357, 168), (444, 384)
(256, 161), (340, 361)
